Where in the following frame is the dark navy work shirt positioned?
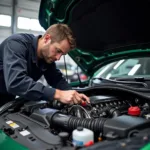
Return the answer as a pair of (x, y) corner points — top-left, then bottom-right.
(0, 33), (71, 103)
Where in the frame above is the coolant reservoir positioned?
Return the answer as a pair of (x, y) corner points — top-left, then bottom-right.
(72, 127), (94, 147)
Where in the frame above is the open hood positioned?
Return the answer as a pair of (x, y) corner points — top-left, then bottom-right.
(39, 0), (150, 76)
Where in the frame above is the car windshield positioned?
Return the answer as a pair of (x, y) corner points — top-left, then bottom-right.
(94, 57), (150, 79)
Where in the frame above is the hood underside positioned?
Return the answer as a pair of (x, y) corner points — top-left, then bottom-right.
(39, 0), (150, 76)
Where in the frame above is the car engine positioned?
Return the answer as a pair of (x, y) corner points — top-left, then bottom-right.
(1, 86), (150, 150)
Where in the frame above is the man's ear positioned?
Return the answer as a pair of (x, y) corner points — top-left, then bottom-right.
(44, 34), (51, 43)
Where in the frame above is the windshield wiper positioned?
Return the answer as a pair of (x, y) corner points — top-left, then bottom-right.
(116, 77), (150, 82)
(92, 77), (148, 88)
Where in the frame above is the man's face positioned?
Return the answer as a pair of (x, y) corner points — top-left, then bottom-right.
(41, 34), (71, 63)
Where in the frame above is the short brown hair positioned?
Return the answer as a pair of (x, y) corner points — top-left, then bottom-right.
(43, 24), (76, 50)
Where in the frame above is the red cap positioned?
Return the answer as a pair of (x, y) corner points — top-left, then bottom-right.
(81, 101), (87, 107)
(128, 106), (141, 116)
(84, 141), (94, 147)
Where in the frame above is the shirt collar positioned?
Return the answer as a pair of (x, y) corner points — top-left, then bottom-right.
(32, 35), (42, 65)
(32, 35), (48, 71)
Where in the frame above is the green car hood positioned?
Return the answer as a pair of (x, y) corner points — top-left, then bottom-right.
(39, 0), (150, 76)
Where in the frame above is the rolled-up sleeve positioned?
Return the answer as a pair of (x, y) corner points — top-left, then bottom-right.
(44, 62), (72, 90)
(3, 39), (56, 101)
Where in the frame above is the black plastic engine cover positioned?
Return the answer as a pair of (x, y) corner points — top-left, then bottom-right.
(103, 115), (150, 139)
(0, 112), (61, 150)
(30, 108), (59, 126)
(90, 95), (118, 104)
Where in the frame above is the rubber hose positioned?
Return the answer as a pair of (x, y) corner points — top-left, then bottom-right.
(51, 113), (107, 132)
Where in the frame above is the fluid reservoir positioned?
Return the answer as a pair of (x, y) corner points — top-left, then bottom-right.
(72, 127), (94, 147)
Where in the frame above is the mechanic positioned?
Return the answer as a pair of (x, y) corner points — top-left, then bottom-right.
(0, 23), (90, 106)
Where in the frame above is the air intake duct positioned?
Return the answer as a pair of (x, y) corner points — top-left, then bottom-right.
(51, 113), (107, 132)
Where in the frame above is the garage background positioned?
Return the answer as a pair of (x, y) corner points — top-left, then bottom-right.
(0, 0), (44, 43)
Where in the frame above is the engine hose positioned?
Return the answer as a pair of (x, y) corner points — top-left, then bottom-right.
(68, 117), (107, 132)
(51, 113), (107, 132)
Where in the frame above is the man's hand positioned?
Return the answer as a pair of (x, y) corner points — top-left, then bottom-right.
(54, 89), (90, 104)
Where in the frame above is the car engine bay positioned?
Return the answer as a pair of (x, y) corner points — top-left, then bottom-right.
(0, 85), (150, 150)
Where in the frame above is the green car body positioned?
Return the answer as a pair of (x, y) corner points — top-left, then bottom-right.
(0, 130), (28, 150)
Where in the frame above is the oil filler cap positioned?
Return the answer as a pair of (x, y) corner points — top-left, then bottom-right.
(128, 106), (141, 116)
